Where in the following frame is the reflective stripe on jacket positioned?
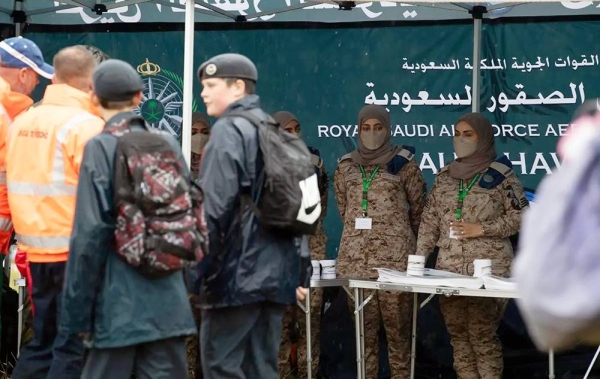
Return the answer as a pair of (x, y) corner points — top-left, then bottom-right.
(5, 84), (103, 262)
(0, 77), (33, 253)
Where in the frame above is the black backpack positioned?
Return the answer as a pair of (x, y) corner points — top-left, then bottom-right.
(105, 115), (208, 279)
(226, 111), (321, 236)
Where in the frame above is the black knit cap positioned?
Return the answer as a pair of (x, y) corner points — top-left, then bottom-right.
(93, 59), (145, 101)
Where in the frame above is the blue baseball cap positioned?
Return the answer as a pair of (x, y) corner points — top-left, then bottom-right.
(0, 37), (53, 79)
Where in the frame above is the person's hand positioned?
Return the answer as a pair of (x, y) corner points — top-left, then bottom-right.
(296, 287), (308, 301)
(449, 221), (484, 239)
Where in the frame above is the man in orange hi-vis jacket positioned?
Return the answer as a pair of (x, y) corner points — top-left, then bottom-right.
(0, 37), (52, 254)
(0, 37), (51, 378)
(6, 45), (104, 379)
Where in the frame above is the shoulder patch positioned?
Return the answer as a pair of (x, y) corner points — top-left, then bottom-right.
(397, 147), (415, 162)
(337, 153), (352, 164)
(310, 153), (322, 168)
(401, 145), (416, 155)
(308, 146), (323, 168)
(479, 156), (514, 189)
(308, 146), (320, 157)
(386, 147), (414, 175)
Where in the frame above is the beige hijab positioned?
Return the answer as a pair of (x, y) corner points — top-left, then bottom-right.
(350, 105), (401, 165)
(192, 112), (210, 128)
(448, 113), (497, 180)
(272, 111), (299, 129)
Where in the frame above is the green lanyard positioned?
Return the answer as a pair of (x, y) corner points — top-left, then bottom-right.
(358, 165), (380, 217)
(456, 173), (481, 221)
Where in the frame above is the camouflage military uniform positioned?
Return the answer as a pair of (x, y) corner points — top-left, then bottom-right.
(279, 147), (329, 378)
(333, 149), (426, 378)
(416, 160), (527, 379)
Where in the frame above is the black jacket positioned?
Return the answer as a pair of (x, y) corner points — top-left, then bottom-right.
(198, 95), (310, 309)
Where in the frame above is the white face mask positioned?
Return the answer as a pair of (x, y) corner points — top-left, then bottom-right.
(191, 133), (210, 154)
(453, 137), (478, 158)
(360, 130), (387, 150)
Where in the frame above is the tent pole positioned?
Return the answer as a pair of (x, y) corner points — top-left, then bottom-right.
(182, 0), (195, 168)
(470, 6), (485, 113)
(14, 0), (23, 37)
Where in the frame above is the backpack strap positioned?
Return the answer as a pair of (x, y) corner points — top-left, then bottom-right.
(479, 156), (515, 189)
(225, 110), (273, 129)
(386, 145), (415, 175)
(224, 111), (267, 218)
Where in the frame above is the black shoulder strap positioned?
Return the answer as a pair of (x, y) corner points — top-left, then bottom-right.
(227, 113), (263, 217)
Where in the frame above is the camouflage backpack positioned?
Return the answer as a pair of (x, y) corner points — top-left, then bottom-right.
(105, 115), (208, 279)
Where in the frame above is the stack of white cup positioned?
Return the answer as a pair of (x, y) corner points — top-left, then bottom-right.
(405, 255), (492, 277)
(473, 259), (492, 277)
(311, 259), (337, 280)
(407, 255), (425, 276)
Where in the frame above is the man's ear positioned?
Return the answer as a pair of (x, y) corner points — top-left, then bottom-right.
(132, 92), (143, 107)
(235, 79), (246, 96)
(51, 74), (57, 85)
(90, 92), (100, 107)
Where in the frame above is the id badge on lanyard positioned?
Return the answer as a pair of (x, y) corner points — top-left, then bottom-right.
(355, 165), (379, 230)
(450, 173), (480, 239)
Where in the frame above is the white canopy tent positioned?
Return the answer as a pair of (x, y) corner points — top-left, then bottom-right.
(0, 0), (597, 166)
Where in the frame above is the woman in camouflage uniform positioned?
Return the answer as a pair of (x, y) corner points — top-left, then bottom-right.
(273, 111), (329, 378)
(416, 113), (527, 379)
(190, 112), (211, 183)
(334, 105), (426, 378)
(186, 112), (211, 379)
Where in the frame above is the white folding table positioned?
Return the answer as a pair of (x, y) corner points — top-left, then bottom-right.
(346, 278), (556, 379)
(297, 278), (350, 379)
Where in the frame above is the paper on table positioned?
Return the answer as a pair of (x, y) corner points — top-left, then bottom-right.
(481, 275), (518, 292)
(375, 268), (484, 290)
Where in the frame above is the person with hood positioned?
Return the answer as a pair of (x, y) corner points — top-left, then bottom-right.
(273, 110), (328, 378)
(333, 104), (426, 378)
(190, 112), (211, 182)
(59, 59), (196, 379)
(416, 112), (527, 379)
(187, 114), (210, 379)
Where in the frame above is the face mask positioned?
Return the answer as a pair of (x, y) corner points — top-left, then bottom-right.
(453, 137), (478, 158)
(360, 130), (387, 150)
(191, 133), (210, 154)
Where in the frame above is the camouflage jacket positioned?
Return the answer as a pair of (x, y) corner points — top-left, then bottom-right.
(334, 147), (427, 278)
(308, 146), (329, 260)
(416, 157), (527, 277)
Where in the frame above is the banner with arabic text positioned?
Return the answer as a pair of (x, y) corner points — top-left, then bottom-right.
(25, 20), (600, 256)
(5, 0), (600, 25)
